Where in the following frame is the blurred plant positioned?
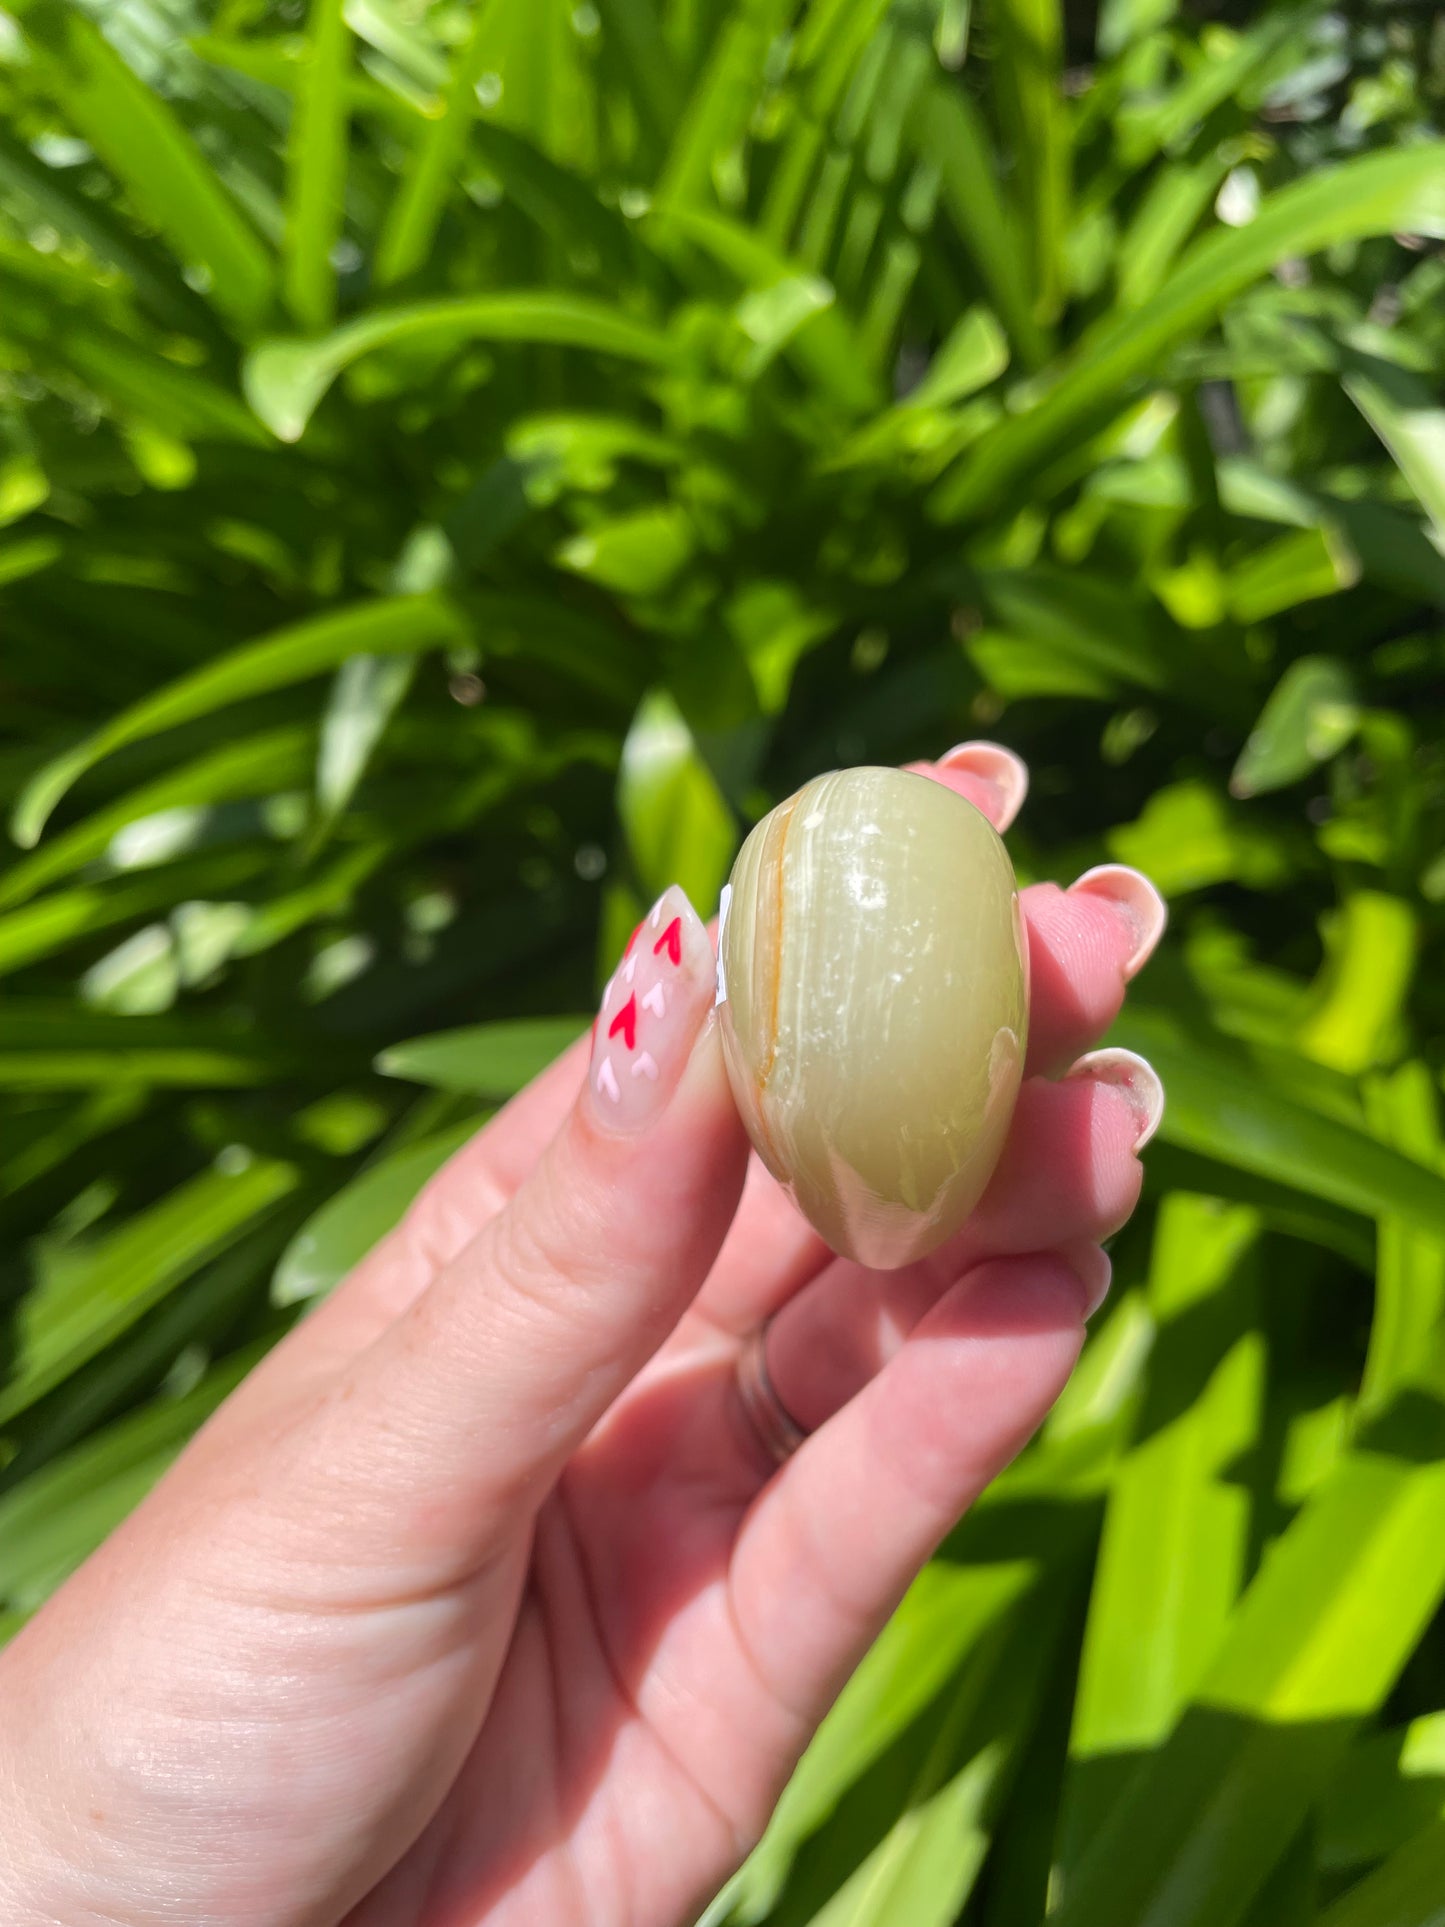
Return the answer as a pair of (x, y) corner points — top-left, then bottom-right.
(2, 0), (1445, 1919)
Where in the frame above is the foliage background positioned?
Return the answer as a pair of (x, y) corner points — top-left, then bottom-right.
(2, 0), (1445, 1919)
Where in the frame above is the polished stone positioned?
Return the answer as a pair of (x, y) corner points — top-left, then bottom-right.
(719, 766), (1027, 1269)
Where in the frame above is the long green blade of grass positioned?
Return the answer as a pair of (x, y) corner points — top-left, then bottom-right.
(23, 4), (274, 328)
(988, 0), (1069, 323)
(271, 1117), (481, 1305)
(1060, 1197), (1265, 1874)
(914, 84), (1050, 369)
(1110, 1008), (1445, 1232)
(0, 1161), (298, 1424)
(1318, 1820), (1445, 1927)
(0, 1344), (265, 1603)
(934, 143), (1445, 519)
(12, 600), (464, 849)
(283, 0), (353, 330)
(0, 728), (314, 910)
(1053, 1376), (1445, 1927)
(373, 0), (496, 286)
(244, 294), (677, 440)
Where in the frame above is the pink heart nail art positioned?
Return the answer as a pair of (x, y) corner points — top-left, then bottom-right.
(589, 886), (712, 1131)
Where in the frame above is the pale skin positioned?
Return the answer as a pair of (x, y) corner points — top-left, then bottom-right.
(0, 744), (1167, 1927)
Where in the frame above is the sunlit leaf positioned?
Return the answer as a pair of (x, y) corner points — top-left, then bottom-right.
(617, 691), (736, 914)
(0, 1160), (297, 1424)
(1111, 1006), (1445, 1231)
(271, 1117), (481, 1305)
(934, 143), (1445, 518)
(283, 0), (353, 331)
(13, 599), (463, 848)
(23, 4), (274, 327)
(1230, 655), (1360, 799)
(245, 294), (677, 440)
(376, 1016), (587, 1092)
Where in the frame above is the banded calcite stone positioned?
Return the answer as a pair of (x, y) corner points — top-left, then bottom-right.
(717, 766), (1027, 1269)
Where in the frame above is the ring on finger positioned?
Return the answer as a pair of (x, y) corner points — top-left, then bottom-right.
(736, 1321), (810, 1467)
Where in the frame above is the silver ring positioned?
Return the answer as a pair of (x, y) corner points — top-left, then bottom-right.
(736, 1322), (809, 1467)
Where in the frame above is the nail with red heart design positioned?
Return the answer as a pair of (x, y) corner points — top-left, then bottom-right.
(589, 886), (714, 1132)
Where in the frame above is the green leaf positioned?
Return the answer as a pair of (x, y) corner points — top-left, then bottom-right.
(1319, 1713), (1445, 1873)
(244, 294), (675, 440)
(1360, 1067), (1445, 1418)
(0, 126), (215, 334)
(617, 691), (736, 912)
(656, 0), (797, 208)
(272, 1117), (481, 1305)
(0, 728), (314, 910)
(1116, 151), (1240, 310)
(283, 0), (353, 331)
(1110, 1006), (1445, 1232)
(374, 0), (499, 286)
(1108, 780), (1296, 897)
(0, 1006), (312, 1090)
(1230, 655), (1361, 798)
(24, 4), (274, 328)
(651, 205), (880, 412)
(0, 1160), (297, 1425)
(376, 1016), (588, 1093)
(934, 143), (1445, 518)
(989, 0), (1069, 322)
(1062, 1197), (1265, 1870)
(12, 598), (462, 848)
(721, 1558), (1043, 1921)
(594, 0), (680, 160)
(558, 506), (695, 596)
(1296, 892), (1417, 1077)
(807, 1586), (1070, 1927)
(0, 1344), (263, 1605)
(315, 653), (415, 820)
(1343, 354), (1445, 546)
(1054, 1382), (1445, 1927)
(0, 850), (267, 978)
(972, 564), (1175, 696)
(1318, 1819), (1445, 1927)
(1226, 526), (1361, 625)
(913, 85), (1050, 370)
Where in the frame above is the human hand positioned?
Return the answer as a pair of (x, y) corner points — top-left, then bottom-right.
(0, 744), (1165, 1927)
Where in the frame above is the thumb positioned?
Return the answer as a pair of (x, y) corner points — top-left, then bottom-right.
(314, 885), (748, 1568)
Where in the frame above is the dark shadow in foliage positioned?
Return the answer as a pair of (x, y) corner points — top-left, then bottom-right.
(0, 1245), (34, 1427)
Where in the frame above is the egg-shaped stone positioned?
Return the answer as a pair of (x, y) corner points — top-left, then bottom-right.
(717, 765), (1027, 1270)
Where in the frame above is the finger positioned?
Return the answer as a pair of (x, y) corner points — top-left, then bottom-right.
(688, 1151), (831, 1339)
(1021, 865), (1167, 1075)
(727, 1253), (1088, 1728)
(305, 886), (750, 1576)
(764, 1053), (1160, 1430)
(694, 864), (1167, 1336)
(904, 740), (1029, 832)
(291, 1033), (593, 1362)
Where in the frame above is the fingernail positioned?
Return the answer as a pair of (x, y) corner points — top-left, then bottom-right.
(1069, 864), (1168, 978)
(1074, 1244), (1113, 1318)
(936, 742), (1029, 831)
(1065, 1048), (1165, 1150)
(589, 886), (713, 1132)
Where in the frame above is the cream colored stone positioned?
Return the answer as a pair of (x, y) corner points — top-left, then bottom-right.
(719, 766), (1027, 1269)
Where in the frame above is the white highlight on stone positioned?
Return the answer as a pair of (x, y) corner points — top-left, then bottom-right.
(714, 882), (732, 1007)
